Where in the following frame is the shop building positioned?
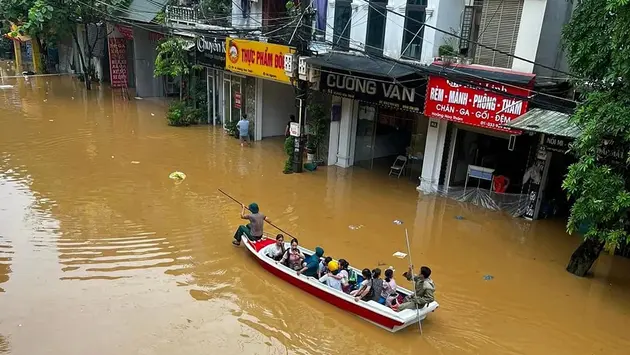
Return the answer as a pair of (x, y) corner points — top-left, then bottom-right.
(308, 52), (428, 179)
(218, 37), (298, 141)
(419, 62), (537, 196)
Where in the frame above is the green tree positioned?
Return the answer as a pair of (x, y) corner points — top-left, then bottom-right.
(561, 0), (630, 276)
(154, 36), (196, 100)
(3, 0), (130, 88)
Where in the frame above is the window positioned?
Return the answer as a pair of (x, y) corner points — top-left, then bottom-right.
(459, 1), (483, 58)
(333, 0), (352, 50)
(401, 0), (427, 60)
(365, 0), (387, 55)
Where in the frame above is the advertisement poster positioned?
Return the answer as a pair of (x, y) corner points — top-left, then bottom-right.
(107, 38), (128, 88)
(225, 38), (295, 84)
(234, 92), (241, 109)
(424, 75), (531, 134)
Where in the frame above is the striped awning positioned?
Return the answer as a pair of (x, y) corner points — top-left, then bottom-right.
(503, 108), (580, 138)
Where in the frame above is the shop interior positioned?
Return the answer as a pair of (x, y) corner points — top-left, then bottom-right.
(354, 104), (428, 180)
(447, 126), (537, 194)
(538, 150), (575, 219)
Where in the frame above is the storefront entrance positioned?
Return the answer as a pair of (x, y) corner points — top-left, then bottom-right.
(446, 126), (537, 194)
(354, 104), (428, 180)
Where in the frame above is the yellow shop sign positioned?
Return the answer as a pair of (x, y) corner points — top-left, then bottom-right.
(225, 38), (296, 84)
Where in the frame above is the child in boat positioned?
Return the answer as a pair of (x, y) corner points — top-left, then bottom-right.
(383, 268), (398, 307)
(322, 260), (343, 291)
(322, 258), (351, 292)
(371, 268), (385, 304)
(318, 256), (333, 278)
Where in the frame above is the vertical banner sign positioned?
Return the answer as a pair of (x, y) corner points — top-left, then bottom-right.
(424, 75), (530, 134)
(107, 38), (128, 88)
(234, 92), (242, 109)
(225, 37), (296, 83)
(523, 148), (547, 220)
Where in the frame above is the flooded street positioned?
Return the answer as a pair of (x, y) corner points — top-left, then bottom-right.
(2, 75), (630, 355)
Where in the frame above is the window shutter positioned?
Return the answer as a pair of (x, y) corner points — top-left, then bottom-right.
(474, 0), (524, 69)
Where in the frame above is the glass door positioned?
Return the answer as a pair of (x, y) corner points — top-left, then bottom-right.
(354, 104), (377, 169)
(207, 69), (213, 124)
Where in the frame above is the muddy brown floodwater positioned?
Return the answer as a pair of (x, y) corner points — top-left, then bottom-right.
(1, 74), (630, 355)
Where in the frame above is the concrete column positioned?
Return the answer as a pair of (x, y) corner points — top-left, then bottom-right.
(350, 0), (369, 51)
(384, 0), (405, 59)
(511, 0), (548, 73)
(31, 39), (42, 74)
(255, 77), (263, 141)
(336, 98), (357, 168)
(418, 118), (447, 192)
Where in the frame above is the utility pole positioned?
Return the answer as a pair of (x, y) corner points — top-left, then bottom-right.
(292, 1), (314, 173)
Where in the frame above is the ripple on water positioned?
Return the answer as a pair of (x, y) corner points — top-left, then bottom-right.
(57, 232), (194, 281)
(0, 236), (12, 292)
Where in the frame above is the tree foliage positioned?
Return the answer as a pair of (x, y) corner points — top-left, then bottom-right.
(562, 0), (630, 263)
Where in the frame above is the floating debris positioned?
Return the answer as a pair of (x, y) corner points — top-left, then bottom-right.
(151, 113), (155, 116)
(134, 97), (143, 100)
(392, 252), (407, 259)
(169, 171), (187, 181)
(348, 224), (364, 230)
(49, 119), (54, 122)
(483, 274), (494, 281)
(393, 219), (403, 225)
(130, 161), (140, 164)
(111, 155), (115, 159)
(455, 215), (465, 220)
(0, 85), (14, 89)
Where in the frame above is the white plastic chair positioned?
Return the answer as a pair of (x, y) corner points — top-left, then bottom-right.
(389, 155), (408, 178)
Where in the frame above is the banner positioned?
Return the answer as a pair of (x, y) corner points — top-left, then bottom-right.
(424, 75), (530, 134)
(225, 38), (295, 83)
(196, 36), (226, 69)
(107, 38), (128, 88)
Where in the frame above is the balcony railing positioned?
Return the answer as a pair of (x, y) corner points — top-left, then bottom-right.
(166, 5), (231, 27)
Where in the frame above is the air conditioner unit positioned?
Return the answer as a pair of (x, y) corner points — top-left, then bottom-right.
(284, 53), (296, 77)
(298, 56), (319, 83)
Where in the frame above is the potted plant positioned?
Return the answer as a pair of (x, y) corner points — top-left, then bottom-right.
(306, 139), (316, 162)
(306, 102), (329, 165)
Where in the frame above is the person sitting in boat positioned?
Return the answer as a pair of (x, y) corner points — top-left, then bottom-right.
(280, 238), (305, 270)
(322, 258), (351, 292)
(232, 203), (269, 246)
(370, 268), (385, 304)
(318, 256), (333, 278)
(396, 265), (435, 312)
(383, 268), (398, 308)
(350, 268), (374, 302)
(266, 234), (285, 261)
(297, 246), (324, 277)
(321, 260), (343, 291)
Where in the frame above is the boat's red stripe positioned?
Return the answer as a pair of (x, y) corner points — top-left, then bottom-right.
(252, 250), (403, 330)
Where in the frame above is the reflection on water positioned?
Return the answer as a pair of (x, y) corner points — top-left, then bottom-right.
(1, 74), (630, 355)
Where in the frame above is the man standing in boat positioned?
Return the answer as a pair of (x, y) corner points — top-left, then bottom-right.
(232, 203), (269, 246)
(397, 266), (435, 312)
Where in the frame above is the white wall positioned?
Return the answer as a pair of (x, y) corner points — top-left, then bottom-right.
(512, 0), (547, 73)
(349, 1), (368, 51)
(420, 0), (464, 64)
(534, 0), (574, 78)
(262, 80), (297, 138)
(383, 0), (406, 59)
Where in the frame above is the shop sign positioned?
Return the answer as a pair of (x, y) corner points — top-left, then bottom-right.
(234, 92), (242, 109)
(116, 25), (133, 40)
(225, 38), (295, 83)
(319, 71), (422, 113)
(424, 75), (530, 134)
(543, 134), (571, 153)
(107, 38), (127, 88)
(196, 36), (226, 68)
(289, 122), (300, 137)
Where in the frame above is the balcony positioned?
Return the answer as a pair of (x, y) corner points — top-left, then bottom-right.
(166, 5), (231, 28)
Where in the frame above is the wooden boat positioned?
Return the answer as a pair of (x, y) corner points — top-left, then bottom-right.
(242, 235), (439, 332)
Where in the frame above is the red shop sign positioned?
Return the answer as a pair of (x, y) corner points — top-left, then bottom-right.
(116, 25), (133, 40)
(107, 38), (128, 88)
(234, 92), (242, 109)
(424, 75), (530, 134)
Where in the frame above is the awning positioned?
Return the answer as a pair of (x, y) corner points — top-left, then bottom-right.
(115, 0), (168, 23)
(306, 52), (419, 79)
(428, 61), (535, 86)
(503, 108), (580, 138)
